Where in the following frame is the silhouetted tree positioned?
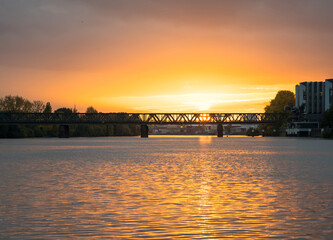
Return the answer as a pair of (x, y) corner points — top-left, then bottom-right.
(261, 90), (295, 136)
(0, 95), (33, 112)
(265, 90), (295, 113)
(86, 106), (98, 113)
(0, 94), (140, 137)
(43, 102), (52, 113)
(32, 100), (45, 113)
(54, 107), (73, 115)
(73, 106), (78, 113)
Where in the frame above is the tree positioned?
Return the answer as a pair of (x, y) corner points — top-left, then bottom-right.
(86, 106), (98, 113)
(262, 90), (295, 136)
(32, 100), (45, 113)
(43, 102), (52, 113)
(265, 90), (295, 113)
(54, 107), (73, 115)
(0, 95), (33, 112)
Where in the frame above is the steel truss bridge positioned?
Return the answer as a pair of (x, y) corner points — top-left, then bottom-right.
(0, 112), (286, 125)
(0, 112), (287, 137)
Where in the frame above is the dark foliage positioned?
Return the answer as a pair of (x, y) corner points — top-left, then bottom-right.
(260, 90), (295, 136)
(0, 95), (140, 138)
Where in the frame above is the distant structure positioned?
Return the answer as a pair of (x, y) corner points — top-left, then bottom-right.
(295, 79), (333, 121)
(287, 78), (333, 136)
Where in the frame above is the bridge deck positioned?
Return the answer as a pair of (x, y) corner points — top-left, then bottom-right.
(0, 112), (287, 125)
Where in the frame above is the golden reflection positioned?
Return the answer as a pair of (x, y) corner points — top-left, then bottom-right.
(199, 136), (212, 146)
(96, 149), (287, 238)
(13, 138), (329, 238)
(197, 160), (214, 237)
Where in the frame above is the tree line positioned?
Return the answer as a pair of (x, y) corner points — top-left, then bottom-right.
(0, 95), (140, 138)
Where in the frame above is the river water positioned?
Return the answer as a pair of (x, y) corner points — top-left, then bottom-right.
(0, 136), (332, 239)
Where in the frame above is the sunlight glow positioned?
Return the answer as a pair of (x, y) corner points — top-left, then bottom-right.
(197, 103), (211, 111)
(99, 90), (280, 113)
(199, 113), (211, 121)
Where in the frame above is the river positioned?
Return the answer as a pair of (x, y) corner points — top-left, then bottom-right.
(0, 136), (332, 239)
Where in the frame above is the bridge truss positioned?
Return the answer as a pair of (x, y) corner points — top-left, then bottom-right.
(0, 112), (286, 125)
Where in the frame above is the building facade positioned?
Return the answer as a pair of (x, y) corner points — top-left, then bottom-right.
(324, 79), (333, 111)
(295, 79), (333, 121)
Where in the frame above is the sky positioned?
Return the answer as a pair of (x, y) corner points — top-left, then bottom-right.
(1, 0), (333, 113)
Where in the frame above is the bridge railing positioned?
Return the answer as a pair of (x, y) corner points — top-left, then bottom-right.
(0, 112), (288, 125)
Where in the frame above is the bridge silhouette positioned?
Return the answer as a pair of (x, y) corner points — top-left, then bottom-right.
(0, 112), (286, 138)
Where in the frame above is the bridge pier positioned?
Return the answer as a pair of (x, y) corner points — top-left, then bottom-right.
(141, 124), (149, 138)
(59, 125), (70, 138)
(217, 124), (223, 138)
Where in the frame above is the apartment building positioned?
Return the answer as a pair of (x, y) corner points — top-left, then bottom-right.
(295, 79), (333, 121)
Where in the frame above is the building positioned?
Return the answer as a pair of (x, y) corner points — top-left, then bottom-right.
(324, 79), (333, 111)
(295, 79), (333, 121)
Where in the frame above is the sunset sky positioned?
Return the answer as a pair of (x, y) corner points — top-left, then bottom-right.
(1, 0), (333, 112)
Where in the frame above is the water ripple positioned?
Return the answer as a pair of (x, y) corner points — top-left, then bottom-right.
(0, 137), (332, 239)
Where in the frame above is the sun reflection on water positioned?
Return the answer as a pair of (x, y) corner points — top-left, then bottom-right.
(0, 137), (332, 239)
(198, 136), (212, 146)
